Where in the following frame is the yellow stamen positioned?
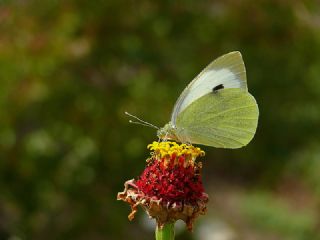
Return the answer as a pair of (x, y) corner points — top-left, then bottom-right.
(147, 141), (205, 160)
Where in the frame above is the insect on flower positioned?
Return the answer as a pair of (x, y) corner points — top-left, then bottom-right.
(127, 51), (259, 148)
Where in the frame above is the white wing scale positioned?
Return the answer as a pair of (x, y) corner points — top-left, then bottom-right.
(171, 51), (247, 124)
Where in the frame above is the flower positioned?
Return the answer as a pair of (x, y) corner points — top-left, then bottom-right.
(117, 141), (208, 231)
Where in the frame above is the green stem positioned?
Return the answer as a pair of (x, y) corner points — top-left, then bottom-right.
(155, 222), (175, 240)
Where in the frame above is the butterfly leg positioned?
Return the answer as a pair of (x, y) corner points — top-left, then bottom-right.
(160, 131), (169, 142)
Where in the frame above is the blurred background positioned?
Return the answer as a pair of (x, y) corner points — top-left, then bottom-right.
(1, 0), (320, 239)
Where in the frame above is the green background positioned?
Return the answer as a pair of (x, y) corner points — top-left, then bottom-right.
(1, 1), (320, 239)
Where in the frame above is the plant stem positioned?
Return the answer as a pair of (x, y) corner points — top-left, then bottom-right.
(155, 222), (175, 240)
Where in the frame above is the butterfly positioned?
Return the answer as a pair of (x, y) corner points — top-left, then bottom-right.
(156, 51), (259, 148)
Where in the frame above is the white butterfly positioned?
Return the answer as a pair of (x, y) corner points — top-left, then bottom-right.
(157, 51), (259, 148)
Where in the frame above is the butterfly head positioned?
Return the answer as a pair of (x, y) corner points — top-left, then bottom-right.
(157, 122), (179, 141)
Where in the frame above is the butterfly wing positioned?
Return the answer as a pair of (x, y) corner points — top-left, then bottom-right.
(175, 88), (259, 148)
(171, 51), (247, 125)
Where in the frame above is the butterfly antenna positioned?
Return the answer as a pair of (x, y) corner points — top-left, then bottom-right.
(125, 112), (159, 129)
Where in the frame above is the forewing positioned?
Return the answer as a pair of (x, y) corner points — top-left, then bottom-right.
(171, 51), (247, 124)
(175, 88), (259, 148)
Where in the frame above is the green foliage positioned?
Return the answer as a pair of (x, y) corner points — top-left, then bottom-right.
(240, 192), (317, 240)
(1, 0), (320, 239)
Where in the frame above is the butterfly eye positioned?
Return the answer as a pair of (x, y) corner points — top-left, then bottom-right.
(212, 84), (224, 92)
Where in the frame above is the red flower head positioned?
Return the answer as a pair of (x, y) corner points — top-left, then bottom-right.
(117, 141), (208, 231)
